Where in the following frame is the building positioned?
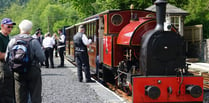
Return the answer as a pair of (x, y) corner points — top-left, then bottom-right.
(145, 3), (189, 36)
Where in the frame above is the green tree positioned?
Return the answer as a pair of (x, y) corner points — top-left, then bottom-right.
(0, 0), (79, 35)
(1, 0), (209, 39)
(168, 0), (188, 8)
(184, 0), (209, 38)
(67, 0), (153, 18)
(69, 0), (96, 18)
(40, 3), (79, 34)
(1, 3), (23, 35)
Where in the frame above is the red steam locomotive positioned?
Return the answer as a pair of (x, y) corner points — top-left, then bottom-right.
(65, 0), (203, 102)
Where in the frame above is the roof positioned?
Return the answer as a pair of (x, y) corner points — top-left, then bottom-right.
(145, 3), (189, 16)
(84, 9), (120, 21)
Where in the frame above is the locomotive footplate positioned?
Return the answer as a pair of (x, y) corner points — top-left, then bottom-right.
(132, 76), (203, 103)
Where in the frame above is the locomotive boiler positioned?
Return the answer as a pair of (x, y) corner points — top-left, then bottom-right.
(65, 0), (203, 102)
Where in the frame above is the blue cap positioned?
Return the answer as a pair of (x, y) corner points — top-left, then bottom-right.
(1, 18), (16, 25)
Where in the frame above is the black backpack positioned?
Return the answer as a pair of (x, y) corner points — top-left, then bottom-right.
(8, 36), (33, 73)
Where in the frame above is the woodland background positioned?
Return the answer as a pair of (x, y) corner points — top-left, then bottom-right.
(0, 0), (209, 39)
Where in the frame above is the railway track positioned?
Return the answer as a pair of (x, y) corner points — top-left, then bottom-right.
(67, 58), (209, 102)
(105, 82), (132, 103)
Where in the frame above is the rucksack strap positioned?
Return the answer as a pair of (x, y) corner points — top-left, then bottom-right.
(14, 35), (33, 60)
(15, 35), (33, 44)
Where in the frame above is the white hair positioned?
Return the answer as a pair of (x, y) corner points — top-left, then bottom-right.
(78, 25), (84, 32)
(19, 20), (33, 34)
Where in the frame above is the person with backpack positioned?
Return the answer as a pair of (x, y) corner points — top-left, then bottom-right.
(5, 20), (45, 103)
(0, 18), (16, 103)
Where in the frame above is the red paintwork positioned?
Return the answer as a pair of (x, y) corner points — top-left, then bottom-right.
(117, 18), (156, 46)
(65, 40), (70, 55)
(131, 19), (156, 45)
(70, 41), (75, 57)
(108, 10), (155, 34)
(102, 36), (124, 67)
(103, 36), (112, 66)
(104, 14), (108, 34)
(113, 36), (124, 67)
(88, 43), (96, 68)
(132, 76), (203, 103)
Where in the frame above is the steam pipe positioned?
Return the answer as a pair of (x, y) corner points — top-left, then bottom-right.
(154, 0), (167, 31)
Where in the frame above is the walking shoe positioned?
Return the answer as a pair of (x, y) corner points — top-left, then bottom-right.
(79, 79), (83, 82)
(41, 63), (45, 66)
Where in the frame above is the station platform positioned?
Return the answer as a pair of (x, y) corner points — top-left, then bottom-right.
(41, 56), (125, 103)
(188, 62), (209, 72)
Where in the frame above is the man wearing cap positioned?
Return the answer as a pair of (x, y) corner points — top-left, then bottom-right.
(5, 19), (45, 103)
(0, 18), (16, 103)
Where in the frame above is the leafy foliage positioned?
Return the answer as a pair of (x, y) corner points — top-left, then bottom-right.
(183, 0), (209, 38)
(0, 0), (79, 36)
(0, 0), (209, 38)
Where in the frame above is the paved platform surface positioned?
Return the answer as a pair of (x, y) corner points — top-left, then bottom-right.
(41, 56), (125, 103)
(188, 62), (209, 72)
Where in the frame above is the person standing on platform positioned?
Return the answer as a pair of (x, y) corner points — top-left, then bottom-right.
(32, 28), (43, 45)
(73, 25), (95, 83)
(42, 32), (55, 68)
(32, 29), (45, 66)
(0, 18), (16, 103)
(52, 33), (58, 57)
(5, 20), (45, 103)
(57, 29), (65, 67)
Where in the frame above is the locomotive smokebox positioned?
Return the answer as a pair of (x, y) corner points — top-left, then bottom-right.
(139, 0), (186, 76)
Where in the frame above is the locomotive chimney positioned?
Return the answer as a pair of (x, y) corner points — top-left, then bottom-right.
(154, 0), (167, 31)
(130, 4), (135, 22)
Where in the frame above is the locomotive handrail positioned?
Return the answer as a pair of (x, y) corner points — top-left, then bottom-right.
(115, 69), (129, 80)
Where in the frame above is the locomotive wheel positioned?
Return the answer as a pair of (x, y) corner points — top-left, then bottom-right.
(116, 82), (132, 96)
(122, 86), (132, 96)
(101, 65), (115, 84)
(204, 89), (209, 103)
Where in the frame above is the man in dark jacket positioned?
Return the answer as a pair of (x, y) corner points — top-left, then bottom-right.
(0, 18), (16, 103)
(73, 25), (94, 83)
(57, 29), (65, 67)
